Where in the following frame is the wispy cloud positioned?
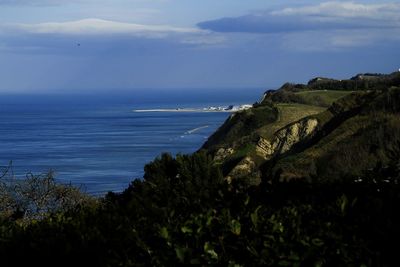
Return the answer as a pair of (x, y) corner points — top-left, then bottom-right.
(271, 1), (400, 20)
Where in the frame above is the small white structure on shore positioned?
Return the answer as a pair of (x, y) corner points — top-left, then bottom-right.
(202, 104), (252, 112)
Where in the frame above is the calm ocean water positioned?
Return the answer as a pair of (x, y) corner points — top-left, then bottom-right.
(0, 88), (265, 195)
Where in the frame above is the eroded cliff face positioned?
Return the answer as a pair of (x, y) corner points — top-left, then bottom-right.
(222, 117), (319, 185)
(256, 118), (318, 159)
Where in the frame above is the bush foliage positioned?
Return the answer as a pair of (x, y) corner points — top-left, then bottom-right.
(0, 152), (399, 266)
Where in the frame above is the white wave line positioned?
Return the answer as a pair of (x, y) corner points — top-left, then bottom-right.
(185, 125), (209, 134)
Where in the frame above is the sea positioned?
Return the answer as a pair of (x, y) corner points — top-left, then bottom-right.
(0, 88), (265, 195)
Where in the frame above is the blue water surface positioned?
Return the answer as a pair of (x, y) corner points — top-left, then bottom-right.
(0, 88), (264, 195)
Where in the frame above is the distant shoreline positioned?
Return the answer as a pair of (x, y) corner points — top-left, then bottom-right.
(133, 104), (253, 113)
(133, 109), (234, 113)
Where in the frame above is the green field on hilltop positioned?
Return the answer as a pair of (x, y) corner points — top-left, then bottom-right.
(293, 90), (354, 107)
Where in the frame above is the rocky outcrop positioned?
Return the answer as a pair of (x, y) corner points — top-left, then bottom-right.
(256, 138), (277, 158)
(275, 118), (318, 154)
(214, 147), (235, 162)
(221, 117), (319, 184)
(226, 156), (260, 184)
(256, 118), (318, 159)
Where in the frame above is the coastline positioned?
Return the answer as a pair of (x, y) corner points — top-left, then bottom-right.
(133, 108), (234, 113)
(133, 104), (253, 113)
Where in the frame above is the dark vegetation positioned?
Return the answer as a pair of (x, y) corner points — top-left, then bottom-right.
(0, 72), (400, 266)
(0, 153), (399, 266)
(0, 163), (92, 221)
(280, 71), (400, 93)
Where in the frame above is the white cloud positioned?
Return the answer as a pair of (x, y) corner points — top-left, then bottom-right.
(271, 1), (400, 21)
(0, 18), (224, 53)
(11, 18), (202, 36)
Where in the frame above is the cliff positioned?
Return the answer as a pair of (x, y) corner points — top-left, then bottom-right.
(202, 71), (400, 185)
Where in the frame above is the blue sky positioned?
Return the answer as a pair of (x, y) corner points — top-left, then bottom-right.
(0, 0), (399, 93)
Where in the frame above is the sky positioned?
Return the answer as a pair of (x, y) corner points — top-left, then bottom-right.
(0, 0), (399, 93)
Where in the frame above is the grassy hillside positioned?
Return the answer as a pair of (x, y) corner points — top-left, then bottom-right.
(203, 86), (352, 152)
(202, 72), (400, 185)
(202, 104), (278, 150)
(292, 90), (353, 107)
(266, 87), (400, 182)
